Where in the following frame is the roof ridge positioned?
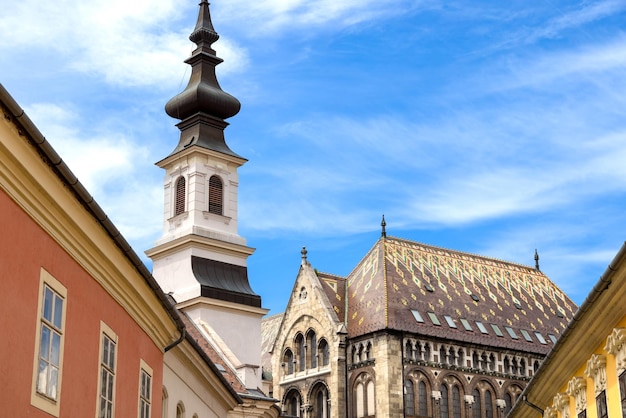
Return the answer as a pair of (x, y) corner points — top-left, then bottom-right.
(316, 271), (346, 280)
(386, 235), (544, 273)
(262, 312), (285, 321)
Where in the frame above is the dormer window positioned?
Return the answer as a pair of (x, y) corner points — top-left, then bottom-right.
(174, 176), (186, 216)
(208, 175), (223, 215)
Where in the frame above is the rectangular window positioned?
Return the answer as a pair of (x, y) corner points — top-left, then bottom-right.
(596, 390), (608, 418)
(460, 318), (473, 331)
(619, 370), (626, 418)
(98, 322), (117, 418)
(534, 332), (547, 344)
(444, 315), (457, 328)
(476, 321), (488, 334)
(505, 327), (519, 339)
(138, 361), (152, 418)
(490, 324), (504, 337)
(411, 310), (424, 323)
(548, 334), (558, 344)
(427, 312), (441, 326)
(31, 269), (67, 417)
(520, 329), (533, 342)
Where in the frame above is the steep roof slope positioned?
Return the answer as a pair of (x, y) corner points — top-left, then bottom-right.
(345, 236), (577, 354)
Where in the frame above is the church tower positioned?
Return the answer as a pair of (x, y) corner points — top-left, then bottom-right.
(146, 0), (267, 390)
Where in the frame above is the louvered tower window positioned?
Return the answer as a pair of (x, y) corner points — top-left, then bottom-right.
(208, 175), (223, 215)
(174, 177), (186, 216)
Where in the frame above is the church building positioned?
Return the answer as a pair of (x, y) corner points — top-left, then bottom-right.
(263, 220), (578, 418)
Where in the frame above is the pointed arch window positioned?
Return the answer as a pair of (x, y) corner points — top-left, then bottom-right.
(404, 380), (415, 416)
(504, 393), (512, 416)
(307, 330), (317, 368)
(319, 339), (330, 366)
(208, 175), (223, 215)
(418, 381), (428, 417)
(485, 390), (493, 418)
(285, 389), (302, 417)
(354, 373), (375, 418)
(473, 389), (481, 418)
(441, 385), (449, 418)
(175, 176), (186, 216)
(452, 386), (461, 418)
(283, 349), (294, 375)
(295, 334), (305, 372)
(312, 383), (330, 418)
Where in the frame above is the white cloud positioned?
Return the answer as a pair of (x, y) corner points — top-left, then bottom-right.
(524, 0), (626, 44)
(216, 0), (428, 34)
(0, 0), (249, 88)
(23, 102), (163, 243)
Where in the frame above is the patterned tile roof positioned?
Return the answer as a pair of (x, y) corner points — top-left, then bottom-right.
(344, 236), (577, 354)
(317, 272), (347, 323)
(261, 313), (284, 372)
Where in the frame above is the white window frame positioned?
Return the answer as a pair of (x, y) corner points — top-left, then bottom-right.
(138, 360), (153, 418)
(96, 321), (118, 418)
(30, 268), (67, 417)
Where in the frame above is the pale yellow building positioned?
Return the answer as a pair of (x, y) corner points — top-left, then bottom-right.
(509, 243), (626, 418)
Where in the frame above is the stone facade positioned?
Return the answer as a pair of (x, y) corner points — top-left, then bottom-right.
(264, 236), (577, 418)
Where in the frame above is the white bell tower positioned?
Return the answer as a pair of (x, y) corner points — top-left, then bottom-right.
(146, 0), (267, 390)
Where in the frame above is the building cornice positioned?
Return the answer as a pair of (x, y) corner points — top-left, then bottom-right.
(0, 85), (183, 350)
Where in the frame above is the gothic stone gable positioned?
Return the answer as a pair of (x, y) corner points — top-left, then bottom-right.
(270, 261), (347, 418)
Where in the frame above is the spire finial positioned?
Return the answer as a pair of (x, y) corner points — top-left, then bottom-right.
(381, 215), (387, 238)
(534, 249), (540, 271)
(301, 247), (308, 265)
(164, 0), (242, 158)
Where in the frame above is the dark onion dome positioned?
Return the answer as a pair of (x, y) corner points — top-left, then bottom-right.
(163, 0), (243, 159)
(165, 0), (241, 122)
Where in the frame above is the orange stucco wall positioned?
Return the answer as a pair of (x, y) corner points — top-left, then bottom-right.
(0, 187), (163, 417)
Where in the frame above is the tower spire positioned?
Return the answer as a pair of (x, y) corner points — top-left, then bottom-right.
(535, 249), (540, 271)
(165, 0), (242, 158)
(381, 215), (387, 238)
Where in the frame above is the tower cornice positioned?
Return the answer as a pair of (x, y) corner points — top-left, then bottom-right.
(156, 142), (247, 169)
(146, 233), (255, 262)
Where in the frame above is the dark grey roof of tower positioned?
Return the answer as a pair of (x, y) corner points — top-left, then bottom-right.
(165, 0), (243, 158)
(191, 256), (261, 308)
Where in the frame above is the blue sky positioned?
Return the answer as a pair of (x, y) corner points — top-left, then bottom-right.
(2, 0), (626, 315)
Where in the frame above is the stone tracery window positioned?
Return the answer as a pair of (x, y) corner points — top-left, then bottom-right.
(311, 382), (330, 418)
(295, 333), (305, 372)
(441, 379), (462, 418)
(284, 388), (302, 417)
(319, 339), (330, 366)
(307, 330), (317, 368)
(354, 373), (375, 418)
(283, 348), (294, 375)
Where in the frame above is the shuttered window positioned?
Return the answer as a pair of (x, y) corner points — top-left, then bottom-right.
(208, 175), (223, 215)
(174, 177), (186, 216)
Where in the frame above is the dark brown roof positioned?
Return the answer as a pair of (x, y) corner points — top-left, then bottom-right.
(317, 272), (347, 323)
(343, 236), (577, 354)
